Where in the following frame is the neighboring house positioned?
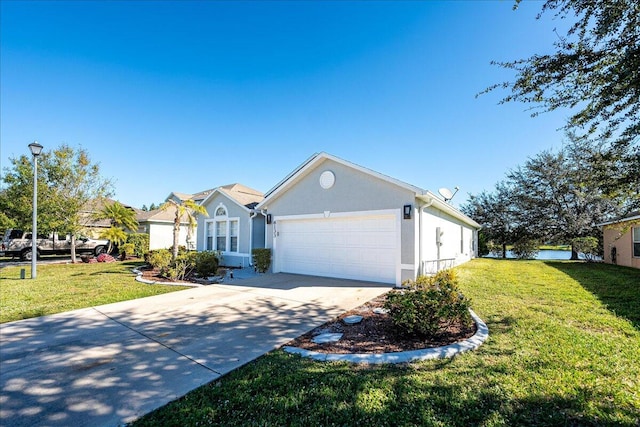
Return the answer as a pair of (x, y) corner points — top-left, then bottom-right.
(167, 188), (216, 205)
(136, 207), (196, 251)
(137, 188), (218, 251)
(598, 211), (640, 269)
(256, 152), (481, 286)
(196, 183), (265, 267)
(80, 197), (141, 238)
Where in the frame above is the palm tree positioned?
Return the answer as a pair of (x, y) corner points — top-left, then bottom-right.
(93, 200), (139, 253)
(161, 199), (208, 261)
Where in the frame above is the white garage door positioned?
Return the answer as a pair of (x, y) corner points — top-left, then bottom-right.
(275, 213), (398, 284)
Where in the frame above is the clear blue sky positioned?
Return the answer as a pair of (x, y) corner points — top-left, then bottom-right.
(1, 1), (572, 209)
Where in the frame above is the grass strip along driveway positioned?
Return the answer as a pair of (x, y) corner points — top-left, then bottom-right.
(134, 259), (640, 426)
(0, 261), (188, 323)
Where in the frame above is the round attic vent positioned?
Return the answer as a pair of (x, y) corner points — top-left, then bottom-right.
(319, 170), (335, 189)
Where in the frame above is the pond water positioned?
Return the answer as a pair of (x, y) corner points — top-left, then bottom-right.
(484, 249), (598, 260)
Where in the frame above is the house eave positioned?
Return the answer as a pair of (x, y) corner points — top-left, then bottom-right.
(416, 193), (481, 229)
(597, 214), (640, 227)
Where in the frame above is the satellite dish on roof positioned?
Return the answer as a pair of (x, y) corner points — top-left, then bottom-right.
(438, 186), (459, 203)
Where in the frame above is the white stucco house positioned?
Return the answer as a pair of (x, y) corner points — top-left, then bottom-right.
(137, 188), (217, 251)
(195, 183), (266, 268)
(256, 152), (480, 286)
(137, 207), (195, 251)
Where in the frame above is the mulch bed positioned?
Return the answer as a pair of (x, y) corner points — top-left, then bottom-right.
(285, 292), (476, 354)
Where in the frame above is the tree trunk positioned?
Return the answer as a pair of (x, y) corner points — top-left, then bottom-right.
(70, 234), (77, 263)
(172, 211), (180, 261)
(570, 245), (579, 260)
(502, 243), (507, 259)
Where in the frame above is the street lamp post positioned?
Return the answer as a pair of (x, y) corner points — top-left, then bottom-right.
(28, 141), (43, 279)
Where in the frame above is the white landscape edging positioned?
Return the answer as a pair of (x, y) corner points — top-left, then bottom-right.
(131, 267), (203, 287)
(283, 309), (489, 364)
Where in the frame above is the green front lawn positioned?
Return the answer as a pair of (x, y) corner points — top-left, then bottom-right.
(0, 261), (189, 323)
(135, 259), (640, 426)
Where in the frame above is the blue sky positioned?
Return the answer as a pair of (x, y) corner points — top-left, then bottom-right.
(1, 1), (573, 209)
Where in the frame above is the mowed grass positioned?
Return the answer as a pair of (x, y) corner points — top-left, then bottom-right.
(0, 261), (189, 323)
(134, 259), (640, 427)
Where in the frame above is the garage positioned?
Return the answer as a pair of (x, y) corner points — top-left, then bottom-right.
(274, 213), (398, 284)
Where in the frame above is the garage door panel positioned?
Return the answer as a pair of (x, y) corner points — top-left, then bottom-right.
(276, 214), (397, 284)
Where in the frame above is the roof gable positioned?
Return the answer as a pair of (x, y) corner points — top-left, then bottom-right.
(200, 183), (264, 211)
(261, 152), (425, 202)
(257, 152), (480, 229)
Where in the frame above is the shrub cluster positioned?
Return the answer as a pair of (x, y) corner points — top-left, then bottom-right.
(511, 239), (540, 259)
(126, 233), (150, 258)
(571, 236), (601, 261)
(384, 270), (472, 338)
(252, 248), (271, 273)
(146, 249), (220, 281)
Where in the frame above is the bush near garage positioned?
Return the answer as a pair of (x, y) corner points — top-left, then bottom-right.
(384, 269), (472, 338)
(252, 248), (271, 273)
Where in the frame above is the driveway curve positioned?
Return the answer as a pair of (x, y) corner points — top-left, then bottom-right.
(0, 273), (390, 427)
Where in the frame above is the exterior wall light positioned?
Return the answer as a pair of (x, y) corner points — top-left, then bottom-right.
(403, 204), (412, 220)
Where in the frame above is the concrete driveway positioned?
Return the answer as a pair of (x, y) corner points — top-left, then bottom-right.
(0, 273), (390, 427)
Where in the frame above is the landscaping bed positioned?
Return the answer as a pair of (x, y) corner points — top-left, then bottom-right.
(286, 291), (476, 353)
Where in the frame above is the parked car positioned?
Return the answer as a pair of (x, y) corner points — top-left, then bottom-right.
(0, 229), (109, 261)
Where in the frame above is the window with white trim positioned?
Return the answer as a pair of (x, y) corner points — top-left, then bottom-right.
(216, 220), (227, 251)
(230, 219), (239, 252)
(207, 204), (240, 253)
(633, 227), (640, 257)
(206, 221), (214, 250)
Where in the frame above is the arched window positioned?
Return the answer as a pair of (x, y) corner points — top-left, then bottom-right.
(205, 204), (238, 252)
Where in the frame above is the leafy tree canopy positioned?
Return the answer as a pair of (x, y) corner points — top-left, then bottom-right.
(1, 144), (112, 261)
(485, 0), (639, 149)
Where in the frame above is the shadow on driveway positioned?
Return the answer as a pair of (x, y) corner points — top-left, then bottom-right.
(0, 273), (390, 427)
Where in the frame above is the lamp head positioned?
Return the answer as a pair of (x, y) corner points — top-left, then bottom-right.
(28, 141), (44, 156)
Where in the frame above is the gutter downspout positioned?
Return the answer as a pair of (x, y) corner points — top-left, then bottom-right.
(417, 196), (434, 276)
(249, 210), (258, 267)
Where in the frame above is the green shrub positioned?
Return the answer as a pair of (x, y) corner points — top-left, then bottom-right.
(126, 233), (149, 258)
(194, 251), (220, 277)
(166, 252), (197, 281)
(147, 249), (172, 271)
(384, 270), (472, 338)
(571, 236), (601, 261)
(252, 248), (271, 273)
(511, 239), (539, 259)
